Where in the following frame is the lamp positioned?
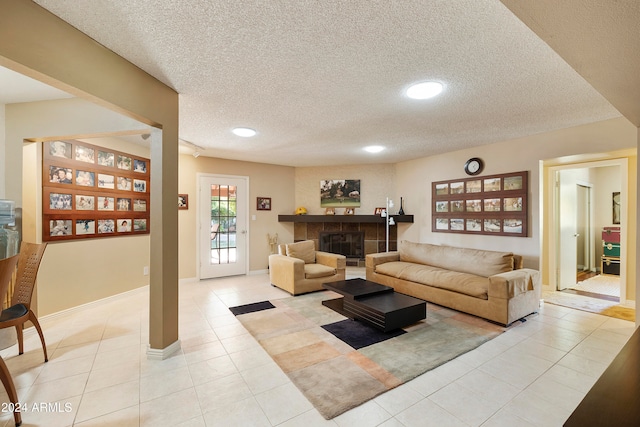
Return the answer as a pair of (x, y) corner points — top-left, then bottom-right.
(385, 197), (395, 252)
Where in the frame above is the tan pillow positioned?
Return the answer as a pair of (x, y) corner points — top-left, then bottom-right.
(286, 240), (316, 264)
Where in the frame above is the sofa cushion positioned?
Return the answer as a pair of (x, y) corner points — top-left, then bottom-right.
(375, 261), (489, 299)
(304, 263), (336, 279)
(399, 241), (513, 277)
(286, 240), (316, 264)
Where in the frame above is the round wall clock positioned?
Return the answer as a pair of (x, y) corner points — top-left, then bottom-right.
(464, 158), (484, 176)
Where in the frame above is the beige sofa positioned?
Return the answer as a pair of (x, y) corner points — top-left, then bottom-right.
(269, 240), (346, 295)
(366, 241), (540, 326)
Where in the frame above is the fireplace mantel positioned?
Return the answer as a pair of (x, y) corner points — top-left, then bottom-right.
(278, 215), (413, 224)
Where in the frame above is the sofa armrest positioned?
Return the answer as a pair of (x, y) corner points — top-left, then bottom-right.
(268, 254), (305, 289)
(489, 268), (540, 299)
(315, 251), (346, 270)
(365, 251), (400, 270)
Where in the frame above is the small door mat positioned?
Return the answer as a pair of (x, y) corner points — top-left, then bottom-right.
(229, 300), (275, 316)
(321, 319), (406, 349)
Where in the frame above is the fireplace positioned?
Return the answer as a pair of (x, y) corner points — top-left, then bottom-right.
(319, 231), (364, 259)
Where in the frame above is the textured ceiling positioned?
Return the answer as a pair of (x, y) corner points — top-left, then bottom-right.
(30, 0), (622, 167)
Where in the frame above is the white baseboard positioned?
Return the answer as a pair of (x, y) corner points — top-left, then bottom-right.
(23, 286), (149, 338)
(40, 285), (149, 323)
(146, 339), (181, 360)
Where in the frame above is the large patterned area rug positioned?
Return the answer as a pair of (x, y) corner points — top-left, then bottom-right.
(230, 291), (510, 419)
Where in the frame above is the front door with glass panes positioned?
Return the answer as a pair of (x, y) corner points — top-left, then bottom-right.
(199, 175), (247, 278)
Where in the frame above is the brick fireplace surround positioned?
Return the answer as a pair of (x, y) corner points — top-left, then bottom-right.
(278, 215), (414, 264)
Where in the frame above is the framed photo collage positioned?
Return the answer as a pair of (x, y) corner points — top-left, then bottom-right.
(432, 171), (528, 237)
(43, 140), (150, 241)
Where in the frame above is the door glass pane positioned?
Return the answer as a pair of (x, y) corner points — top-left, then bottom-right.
(210, 184), (237, 264)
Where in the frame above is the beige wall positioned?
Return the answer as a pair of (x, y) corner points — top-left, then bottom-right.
(294, 164), (396, 215)
(178, 154), (295, 278)
(395, 117), (637, 299)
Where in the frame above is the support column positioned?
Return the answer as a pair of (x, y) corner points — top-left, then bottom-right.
(147, 128), (180, 359)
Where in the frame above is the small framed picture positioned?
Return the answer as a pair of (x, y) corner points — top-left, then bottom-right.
(118, 219), (132, 232)
(75, 145), (95, 163)
(374, 207), (385, 215)
(98, 219), (115, 234)
(117, 155), (132, 170)
(76, 219), (96, 235)
(48, 141), (72, 159)
(76, 170), (95, 187)
(133, 199), (147, 212)
(134, 159), (147, 173)
(344, 208), (355, 215)
(98, 196), (115, 211)
(98, 174), (115, 189)
(134, 219), (147, 232)
(325, 207), (336, 215)
(76, 195), (95, 210)
(49, 193), (72, 210)
(50, 219), (73, 236)
(49, 166), (73, 184)
(117, 177), (132, 191)
(117, 198), (131, 211)
(257, 197), (271, 211)
(133, 179), (147, 192)
(178, 194), (189, 210)
(98, 151), (115, 167)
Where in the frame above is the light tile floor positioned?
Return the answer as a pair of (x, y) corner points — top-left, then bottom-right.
(0, 268), (635, 426)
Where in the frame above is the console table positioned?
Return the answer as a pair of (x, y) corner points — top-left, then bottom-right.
(564, 326), (640, 426)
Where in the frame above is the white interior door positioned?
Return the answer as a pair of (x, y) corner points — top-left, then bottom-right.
(557, 170), (578, 290)
(199, 175), (248, 279)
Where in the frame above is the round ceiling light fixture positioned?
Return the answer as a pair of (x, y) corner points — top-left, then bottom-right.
(232, 127), (257, 137)
(363, 145), (385, 153)
(405, 81), (444, 100)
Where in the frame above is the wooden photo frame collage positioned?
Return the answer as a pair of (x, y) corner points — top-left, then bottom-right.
(43, 139), (151, 241)
(432, 171), (528, 237)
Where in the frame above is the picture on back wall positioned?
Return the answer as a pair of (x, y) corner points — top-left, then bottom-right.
(320, 179), (361, 208)
(42, 139), (150, 241)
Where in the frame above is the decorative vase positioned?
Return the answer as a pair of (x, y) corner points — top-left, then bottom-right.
(398, 197), (405, 215)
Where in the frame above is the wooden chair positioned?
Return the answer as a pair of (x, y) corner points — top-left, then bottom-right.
(0, 255), (21, 426)
(0, 242), (48, 363)
(0, 255), (19, 304)
(0, 356), (21, 426)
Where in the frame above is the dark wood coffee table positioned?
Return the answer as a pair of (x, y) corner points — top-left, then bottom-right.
(322, 278), (426, 332)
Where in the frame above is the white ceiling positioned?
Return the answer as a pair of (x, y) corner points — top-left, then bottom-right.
(7, 1), (625, 166)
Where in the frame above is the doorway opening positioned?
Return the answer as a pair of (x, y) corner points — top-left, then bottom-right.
(549, 159), (626, 303)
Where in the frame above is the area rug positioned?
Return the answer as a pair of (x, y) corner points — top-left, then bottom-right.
(230, 291), (510, 419)
(542, 290), (635, 321)
(570, 274), (620, 298)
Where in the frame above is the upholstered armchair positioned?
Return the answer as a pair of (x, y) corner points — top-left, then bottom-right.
(269, 240), (346, 295)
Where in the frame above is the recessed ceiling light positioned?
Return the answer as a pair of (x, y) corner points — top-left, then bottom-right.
(405, 81), (444, 100)
(232, 127), (257, 137)
(364, 145), (385, 153)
